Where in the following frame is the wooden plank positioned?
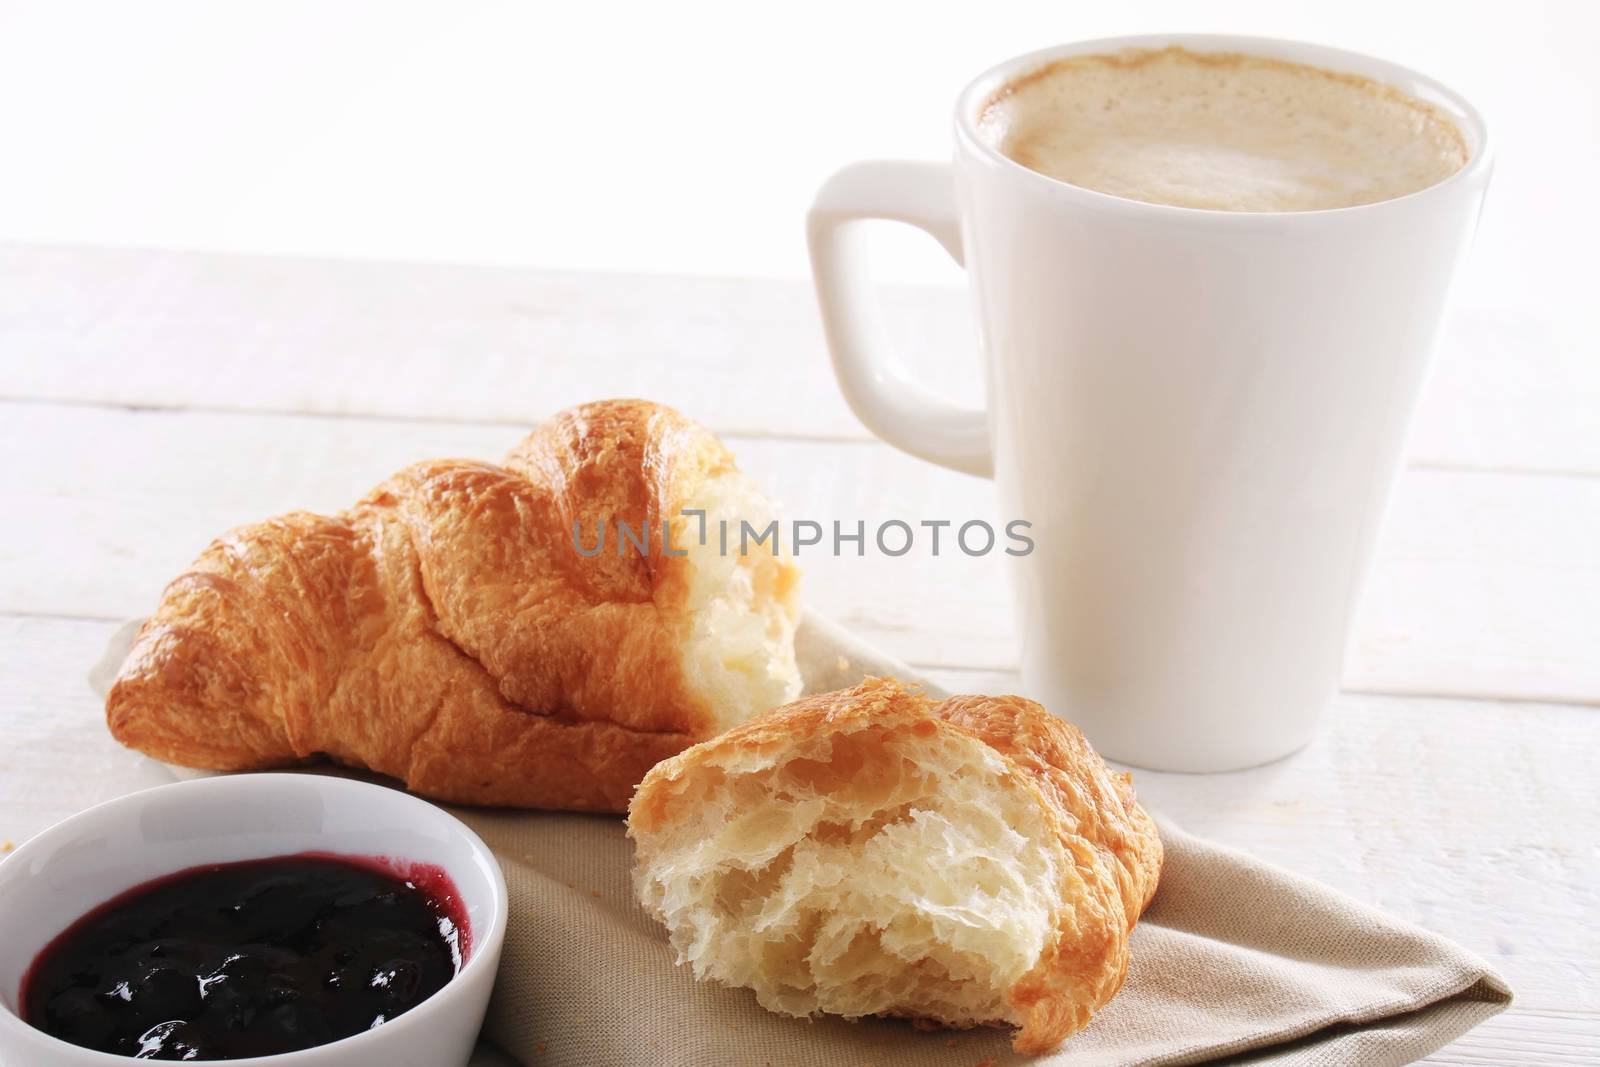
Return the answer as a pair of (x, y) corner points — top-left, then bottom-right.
(3, 403), (1596, 703)
(3, 244), (1596, 474)
(4, 616), (1592, 1052)
(1348, 470), (1600, 704)
(1421, 1009), (1600, 1065)
(0, 243), (978, 442)
(0, 616), (177, 844)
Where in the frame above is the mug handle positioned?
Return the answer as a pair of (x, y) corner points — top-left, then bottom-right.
(806, 161), (993, 478)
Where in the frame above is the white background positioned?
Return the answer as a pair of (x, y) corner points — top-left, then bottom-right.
(0, 0), (1595, 327)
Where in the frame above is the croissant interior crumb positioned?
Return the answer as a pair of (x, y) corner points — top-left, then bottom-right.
(632, 719), (1057, 1027)
(677, 470), (802, 730)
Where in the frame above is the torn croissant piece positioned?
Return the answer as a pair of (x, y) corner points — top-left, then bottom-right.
(106, 399), (802, 812)
(627, 677), (1162, 1054)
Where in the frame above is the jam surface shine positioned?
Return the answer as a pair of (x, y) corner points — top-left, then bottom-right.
(21, 853), (468, 1060)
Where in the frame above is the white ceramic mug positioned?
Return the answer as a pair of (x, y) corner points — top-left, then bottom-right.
(807, 34), (1491, 772)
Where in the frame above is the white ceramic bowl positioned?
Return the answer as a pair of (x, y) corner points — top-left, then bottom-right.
(0, 773), (507, 1067)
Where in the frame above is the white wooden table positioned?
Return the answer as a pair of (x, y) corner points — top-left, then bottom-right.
(2, 244), (1595, 1064)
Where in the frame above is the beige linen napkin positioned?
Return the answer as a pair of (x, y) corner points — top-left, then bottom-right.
(92, 614), (1510, 1066)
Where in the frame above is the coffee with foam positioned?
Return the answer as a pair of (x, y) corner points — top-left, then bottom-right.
(977, 47), (1468, 212)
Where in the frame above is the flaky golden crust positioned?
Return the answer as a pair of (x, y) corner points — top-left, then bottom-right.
(629, 676), (937, 832)
(628, 678), (1162, 1054)
(106, 399), (791, 812)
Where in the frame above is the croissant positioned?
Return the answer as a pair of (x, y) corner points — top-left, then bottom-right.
(106, 399), (802, 812)
(628, 677), (1162, 1054)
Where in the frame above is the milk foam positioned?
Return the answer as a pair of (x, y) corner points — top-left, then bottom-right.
(977, 47), (1468, 212)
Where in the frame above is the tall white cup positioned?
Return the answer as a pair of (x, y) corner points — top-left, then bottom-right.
(807, 35), (1491, 772)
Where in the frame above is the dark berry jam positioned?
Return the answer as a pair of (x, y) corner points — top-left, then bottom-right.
(21, 854), (469, 1060)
